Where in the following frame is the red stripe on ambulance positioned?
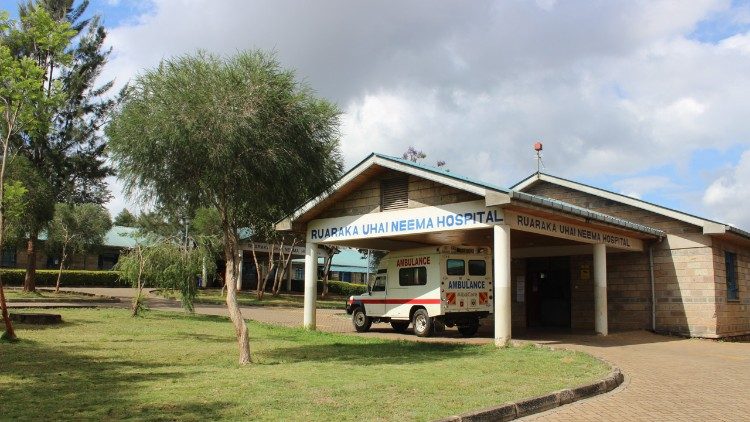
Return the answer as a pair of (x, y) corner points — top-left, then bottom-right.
(359, 298), (441, 305)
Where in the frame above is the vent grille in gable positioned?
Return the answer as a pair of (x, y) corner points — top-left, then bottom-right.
(380, 177), (408, 211)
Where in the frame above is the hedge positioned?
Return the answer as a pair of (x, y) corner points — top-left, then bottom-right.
(1, 269), (125, 287)
(289, 279), (367, 296)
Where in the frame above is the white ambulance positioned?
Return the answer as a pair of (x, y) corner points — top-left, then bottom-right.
(345, 245), (493, 337)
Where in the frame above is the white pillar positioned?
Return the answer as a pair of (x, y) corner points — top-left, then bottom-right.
(593, 243), (608, 336)
(286, 265), (293, 291)
(303, 242), (318, 330)
(493, 224), (512, 347)
(236, 249), (243, 291)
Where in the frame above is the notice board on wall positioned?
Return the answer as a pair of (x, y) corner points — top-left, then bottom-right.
(516, 276), (525, 303)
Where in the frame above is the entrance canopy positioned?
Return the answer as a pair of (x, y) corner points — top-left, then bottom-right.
(276, 153), (665, 344)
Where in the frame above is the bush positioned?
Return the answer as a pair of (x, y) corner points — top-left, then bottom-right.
(1, 269), (125, 287)
(289, 279), (367, 296)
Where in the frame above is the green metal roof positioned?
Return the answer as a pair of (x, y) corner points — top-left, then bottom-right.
(103, 226), (140, 248)
(372, 153), (510, 193)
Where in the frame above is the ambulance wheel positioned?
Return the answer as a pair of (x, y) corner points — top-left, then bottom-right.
(458, 319), (479, 337)
(433, 319), (446, 335)
(352, 307), (372, 332)
(390, 320), (410, 333)
(412, 309), (433, 337)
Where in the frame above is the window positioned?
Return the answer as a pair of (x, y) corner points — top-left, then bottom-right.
(46, 255), (60, 269)
(399, 266), (427, 286)
(294, 268), (304, 280)
(372, 274), (386, 292)
(468, 260), (486, 276)
(380, 177), (408, 211)
(1, 247), (16, 267)
(725, 251), (739, 301)
(446, 259), (465, 276)
(98, 253), (120, 270)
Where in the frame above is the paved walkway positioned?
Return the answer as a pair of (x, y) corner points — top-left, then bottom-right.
(9, 288), (750, 421)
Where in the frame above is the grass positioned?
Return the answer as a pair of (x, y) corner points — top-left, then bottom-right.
(0, 308), (609, 421)
(156, 288), (346, 309)
(4, 288), (114, 303)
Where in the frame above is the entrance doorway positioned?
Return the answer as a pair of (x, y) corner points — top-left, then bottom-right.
(526, 257), (571, 328)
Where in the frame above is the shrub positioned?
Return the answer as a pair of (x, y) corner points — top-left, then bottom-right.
(1, 269), (125, 287)
(289, 279), (367, 296)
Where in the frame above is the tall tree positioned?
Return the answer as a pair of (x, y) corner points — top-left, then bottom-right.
(107, 50), (343, 364)
(47, 202), (111, 292)
(13, 0), (114, 292)
(0, 8), (74, 340)
(113, 208), (136, 227)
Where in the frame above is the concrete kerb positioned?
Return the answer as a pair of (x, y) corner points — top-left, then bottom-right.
(435, 367), (624, 422)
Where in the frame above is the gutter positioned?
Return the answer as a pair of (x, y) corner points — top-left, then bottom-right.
(507, 190), (665, 238)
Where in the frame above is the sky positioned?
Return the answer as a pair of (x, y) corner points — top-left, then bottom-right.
(3, 0), (750, 229)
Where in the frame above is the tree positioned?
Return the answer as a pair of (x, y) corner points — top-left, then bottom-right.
(402, 146), (446, 168)
(0, 8), (74, 339)
(47, 202), (111, 292)
(113, 208), (136, 227)
(12, 0), (115, 292)
(107, 50), (343, 364)
(116, 240), (208, 316)
(320, 245), (339, 298)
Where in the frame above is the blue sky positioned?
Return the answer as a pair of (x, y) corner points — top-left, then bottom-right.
(3, 0), (750, 228)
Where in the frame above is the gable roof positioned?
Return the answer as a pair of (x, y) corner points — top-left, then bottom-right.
(512, 172), (749, 238)
(278, 153), (664, 238)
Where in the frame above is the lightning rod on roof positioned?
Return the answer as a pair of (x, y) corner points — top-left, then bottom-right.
(534, 141), (545, 174)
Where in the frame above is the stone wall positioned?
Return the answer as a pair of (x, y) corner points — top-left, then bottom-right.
(319, 170), (481, 219)
(524, 181), (724, 337)
(712, 239), (750, 337)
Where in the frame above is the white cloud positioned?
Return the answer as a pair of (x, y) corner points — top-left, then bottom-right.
(611, 176), (679, 199)
(99, 0), (750, 225)
(702, 150), (750, 227)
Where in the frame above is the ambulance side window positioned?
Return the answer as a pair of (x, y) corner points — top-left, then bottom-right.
(372, 269), (387, 292)
(399, 267), (427, 286)
(446, 259), (465, 276)
(372, 275), (386, 292)
(468, 260), (486, 276)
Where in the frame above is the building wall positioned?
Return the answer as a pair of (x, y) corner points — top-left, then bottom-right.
(524, 181), (731, 337)
(319, 171), (481, 219)
(712, 239), (750, 336)
(7, 246), (120, 271)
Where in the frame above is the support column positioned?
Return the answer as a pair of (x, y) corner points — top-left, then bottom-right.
(493, 224), (512, 347)
(303, 242), (318, 330)
(286, 265), (293, 292)
(593, 243), (608, 336)
(236, 249), (243, 291)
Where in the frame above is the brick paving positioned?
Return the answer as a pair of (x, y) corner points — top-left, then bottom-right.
(11, 287), (750, 421)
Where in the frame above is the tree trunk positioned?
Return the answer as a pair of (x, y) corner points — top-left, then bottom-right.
(0, 115), (17, 339)
(321, 254), (333, 298)
(131, 245), (145, 317)
(250, 243), (262, 298)
(54, 249), (67, 293)
(0, 273), (14, 340)
(55, 243), (68, 293)
(224, 229), (251, 365)
(23, 233), (39, 292)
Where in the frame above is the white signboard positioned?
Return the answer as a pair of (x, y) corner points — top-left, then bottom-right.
(505, 211), (644, 251)
(307, 200), (505, 243)
(240, 242), (306, 256)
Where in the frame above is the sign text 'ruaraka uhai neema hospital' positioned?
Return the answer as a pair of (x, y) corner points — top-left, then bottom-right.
(307, 200), (642, 251)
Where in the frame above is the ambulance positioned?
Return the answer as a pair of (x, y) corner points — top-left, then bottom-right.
(345, 245), (493, 337)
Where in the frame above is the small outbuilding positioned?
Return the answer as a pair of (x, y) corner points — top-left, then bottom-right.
(277, 153), (749, 343)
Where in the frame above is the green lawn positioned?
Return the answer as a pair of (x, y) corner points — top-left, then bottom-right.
(156, 289), (346, 309)
(4, 289), (114, 303)
(0, 309), (609, 421)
